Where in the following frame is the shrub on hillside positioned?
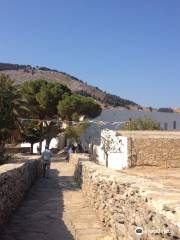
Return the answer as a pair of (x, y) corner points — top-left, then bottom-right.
(103, 93), (138, 107)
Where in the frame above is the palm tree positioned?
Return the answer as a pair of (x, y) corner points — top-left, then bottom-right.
(0, 74), (28, 155)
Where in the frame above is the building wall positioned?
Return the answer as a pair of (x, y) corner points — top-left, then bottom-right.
(95, 109), (180, 131)
(85, 129), (180, 170)
(90, 129), (128, 170)
(21, 133), (66, 154)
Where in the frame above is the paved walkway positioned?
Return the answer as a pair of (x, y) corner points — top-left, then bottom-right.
(0, 157), (112, 240)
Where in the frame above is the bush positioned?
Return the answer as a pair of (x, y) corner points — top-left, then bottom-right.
(122, 117), (160, 130)
(158, 108), (174, 113)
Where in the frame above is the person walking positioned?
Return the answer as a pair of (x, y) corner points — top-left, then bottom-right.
(76, 143), (84, 153)
(66, 146), (73, 161)
(42, 146), (53, 178)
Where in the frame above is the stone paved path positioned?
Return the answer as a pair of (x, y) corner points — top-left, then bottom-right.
(0, 157), (112, 240)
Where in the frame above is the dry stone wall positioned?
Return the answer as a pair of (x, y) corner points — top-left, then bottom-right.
(128, 137), (180, 168)
(0, 159), (42, 225)
(117, 131), (180, 168)
(70, 154), (180, 240)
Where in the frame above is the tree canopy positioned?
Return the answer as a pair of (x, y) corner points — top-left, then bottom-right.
(65, 123), (88, 142)
(0, 74), (20, 143)
(21, 121), (41, 153)
(20, 79), (71, 119)
(0, 76), (102, 157)
(57, 94), (102, 121)
(19, 79), (71, 152)
(0, 74), (26, 163)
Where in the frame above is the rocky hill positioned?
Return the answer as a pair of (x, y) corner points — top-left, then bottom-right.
(0, 63), (140, 109)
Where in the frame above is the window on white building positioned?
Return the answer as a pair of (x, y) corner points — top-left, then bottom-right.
(164, 122), (168, 130)
(173, 121), (176, 130)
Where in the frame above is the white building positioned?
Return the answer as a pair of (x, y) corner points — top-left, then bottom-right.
(81, 109), (180, 170)
(92, 129), (128, 170)
(21, 132), (66, 154)
(95, 109), (180, 131)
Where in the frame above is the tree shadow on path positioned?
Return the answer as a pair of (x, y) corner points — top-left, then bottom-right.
(0, 165), (78, 240)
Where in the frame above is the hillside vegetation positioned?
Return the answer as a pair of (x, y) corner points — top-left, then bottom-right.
(0, 63), (139, 109)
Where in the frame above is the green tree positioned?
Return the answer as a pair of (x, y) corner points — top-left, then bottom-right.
(65, 123), (89, 142)
(0, 74), (26, 163)
(20, 79), (71, 153)
(58, 94), (101, 146)
(21, 121), (41, 154)
(0, 75), (15, 143)
(57, 94), (102, 121)
(122, 117), (160, 130)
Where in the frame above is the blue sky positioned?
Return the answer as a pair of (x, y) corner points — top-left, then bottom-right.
(1, 0), (180, 108)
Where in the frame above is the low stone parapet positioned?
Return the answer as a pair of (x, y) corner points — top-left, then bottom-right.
(69, 153), (90, 166)
(69, 153), (90, 183)
(0, 158), (42, 225)
(70, 154), (180, 240)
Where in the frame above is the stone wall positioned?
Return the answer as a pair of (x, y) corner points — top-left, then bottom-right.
(0, 158), (42, 225)
(69, 153), (90, 183)
(117, 131), (180, 168)
(70, 154), (180, 240)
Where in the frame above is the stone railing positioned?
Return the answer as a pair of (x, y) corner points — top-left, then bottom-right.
(70, 154), (180, 240)
(0, 158), (42, 225)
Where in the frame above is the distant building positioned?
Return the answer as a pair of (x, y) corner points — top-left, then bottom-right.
(81, 110), (180, 170)
(95, 109), (180, 131)
(81, 109), (180, 165)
